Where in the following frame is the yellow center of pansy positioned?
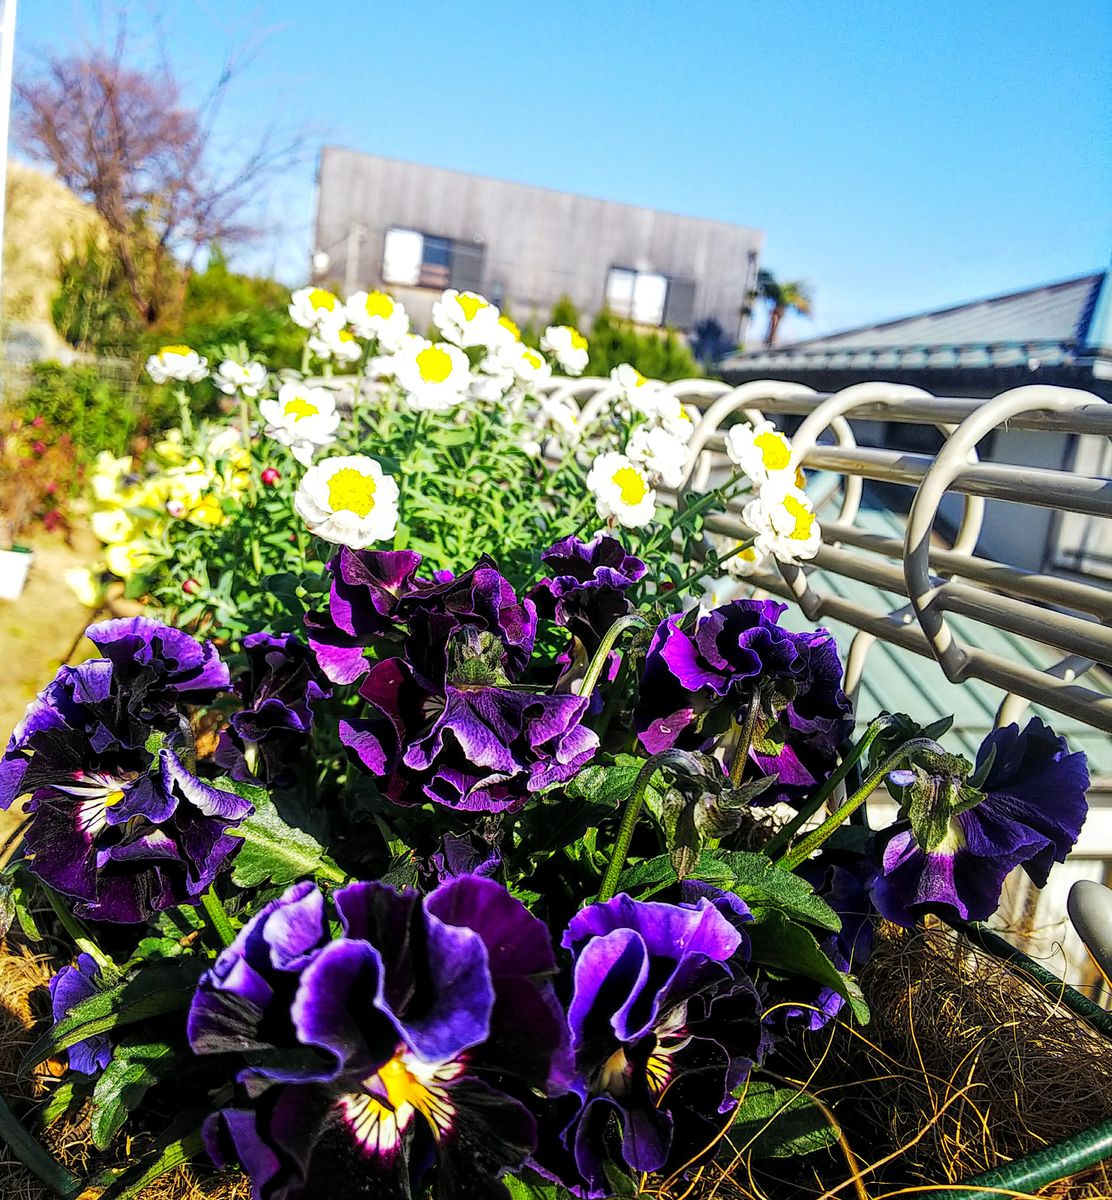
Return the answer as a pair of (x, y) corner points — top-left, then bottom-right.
(755, 431), (791, 472)
(309, 288), (338, 311)
(327, 468), (378, 517)
(499, 316), (520, 340)
(570, 329), (588, 351)
(283, 396), (320, 421)
(160, 344), (192, 358)
(783, 494), (816, 541)
(456, 293), (487, 322)
(364, 291), (394, 318)
(612, 466), (648, 506)
(105, 789), (126, 807)
(342, 1051), (456, 1149)
(416, 346), (454, 383)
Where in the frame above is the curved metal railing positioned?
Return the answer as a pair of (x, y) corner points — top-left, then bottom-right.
(535, 377), (1112, 735)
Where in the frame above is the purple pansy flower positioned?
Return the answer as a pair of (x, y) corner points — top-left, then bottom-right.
(0, 622), (251, 923)
(188, 876), (566, 1200)
(533, 893), (765, 1197)
(529, 535), (646, 650)
(49, 953), (112, 1076)
(216, 632), (330, 785)
(428, 832), (502, 884)
(634, 600), (852, 806)
(871, 717), (1089, 925)
(339, 656), (598, 813)
(305, 549), (536, 686)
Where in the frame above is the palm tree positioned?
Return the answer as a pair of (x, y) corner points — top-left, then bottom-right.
(756, 269), (813, 348)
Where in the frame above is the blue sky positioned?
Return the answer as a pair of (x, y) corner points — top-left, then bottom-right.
(13, 0), (1112, 342)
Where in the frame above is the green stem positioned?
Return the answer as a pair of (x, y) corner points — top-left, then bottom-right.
(598, 759), (664, 903)
(728, 686), (763, 787)
(594, 653), (632, 743)
(200, 886), (236, 948)
(597, 750), (703, 902)
(671, 536), (756, 599)
(42, 886), (119, 979)
(777, 737), (938, 870)
(174, 387), (193, 439)
(580, 614), (647, 701)
(763, 716), (894, 859)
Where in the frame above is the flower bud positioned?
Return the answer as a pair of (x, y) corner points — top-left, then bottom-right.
(182, 578), (201, 595)
(261, 467), (281, 486)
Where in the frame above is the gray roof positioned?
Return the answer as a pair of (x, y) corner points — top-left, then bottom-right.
(722, 270), (1112, 394)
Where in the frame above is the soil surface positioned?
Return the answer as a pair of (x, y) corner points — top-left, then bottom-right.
(0, 528), (97, 840)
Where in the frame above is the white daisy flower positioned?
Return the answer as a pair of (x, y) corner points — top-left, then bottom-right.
(610, 363), (664, 417)
(145, 345), (208, 384)
(539, 395), (582, 442)
(260, 383), (341, 466)
(586, 451), (657, 529)
(710, 532), (769, 579)
(541, 325), (589, 375)
(392, 336), (471, 411)
(432, 289), (502, 348)
(308, 324), (363, 364)
(293, 454), (399, 549)
(289, 286), (345, 330)
(345, 290), (410, 349)
(471, 354), (516, 403)
(654, 395), (697, 443)
(213, 360), (268, 399)
(742, 480), (822, 563)
(698, 575), (744, 614)
(726, 419), (795, 485)
(488, 313), (523, 351)
(625, 425), (689, 488)
(502, 341), (552, 386)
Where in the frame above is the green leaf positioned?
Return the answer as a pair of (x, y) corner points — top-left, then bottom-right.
(747, 911), (869, 1024)
(504, 1170), (573, 1200)
(21, 959), (205, 1073)
(99, 1118), (206, 1200)
(230, 793), (337, 888)
(41, 1081), (81, 1128)
(91, 1038), (178, 1150)
(726, 1077), (838, 1158)
(0, 1092), (82, 1199)
(564, 754), (648, 807)
(717, 852), (841, 933)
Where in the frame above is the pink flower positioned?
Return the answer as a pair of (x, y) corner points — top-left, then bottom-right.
(261, 467), (281, 486)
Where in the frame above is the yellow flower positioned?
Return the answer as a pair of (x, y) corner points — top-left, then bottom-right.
(105, 540), (153, 579)
(64, 567), (106, 608)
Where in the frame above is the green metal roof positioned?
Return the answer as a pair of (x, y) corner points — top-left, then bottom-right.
(772, 501), (1112, 776)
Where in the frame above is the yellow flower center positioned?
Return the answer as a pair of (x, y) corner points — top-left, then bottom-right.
(338, 329), (356, 344)
(283, 396), (320, 421)
(612, 466), (648, 506)
(416, 346), (454, 383)
(160, 344), (191, 358)
(570, 329), (588, 351)
(499, 316), (520, 340)
(632, 369), (648, 387)
(105, 789), (126, 807)
(309, 288), (338, 311)
(327, 467), (378, 517)
(456, 293), (487, 322)
(364, 291), (394, 318)
(523, 349), (543, 370)
(755, 430), (791, 472)
(739, 546), (758, 561)
(783, 494), (816, 541)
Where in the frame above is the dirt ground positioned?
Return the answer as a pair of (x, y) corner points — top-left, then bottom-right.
(0, 529), (97, 840)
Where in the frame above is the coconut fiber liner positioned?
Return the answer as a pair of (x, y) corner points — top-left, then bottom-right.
(1, 923), (1110, 1200)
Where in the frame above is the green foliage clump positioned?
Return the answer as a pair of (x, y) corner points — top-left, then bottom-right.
(20, 362), (138, 463)
(533, 295), (701, 381)
(52, 237), (143, 359)
(168, 247), (303, 371)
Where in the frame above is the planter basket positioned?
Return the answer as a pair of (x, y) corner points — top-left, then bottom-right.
(1, 921), (1110, 1199)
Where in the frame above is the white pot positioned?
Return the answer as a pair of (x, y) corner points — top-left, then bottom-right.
(0, 547), (33, 600)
